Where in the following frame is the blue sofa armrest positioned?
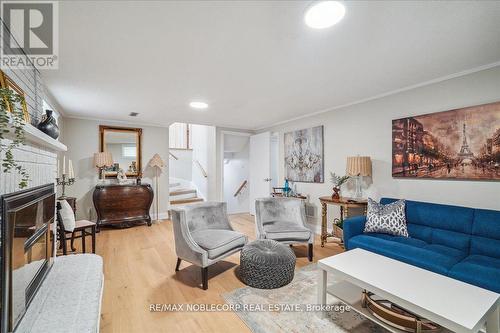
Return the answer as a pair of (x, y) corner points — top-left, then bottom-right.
(343, 215), (367, 250)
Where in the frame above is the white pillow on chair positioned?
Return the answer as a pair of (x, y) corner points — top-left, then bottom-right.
(58, 200), (76, 232)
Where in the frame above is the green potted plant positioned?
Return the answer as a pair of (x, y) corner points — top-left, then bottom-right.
(0, 87), (30, 188)
(332, 217), (344, 244)
(329, 172), (349, 201)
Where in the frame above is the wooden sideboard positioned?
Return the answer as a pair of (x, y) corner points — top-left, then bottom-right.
(93, 184), (153, 231)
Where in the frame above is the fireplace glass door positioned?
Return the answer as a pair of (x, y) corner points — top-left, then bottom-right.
(1, 184), (55, 333)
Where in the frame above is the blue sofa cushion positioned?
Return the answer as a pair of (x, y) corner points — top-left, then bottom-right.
(381, 198), (474, 233)
(364, 233), (427, 247)
(343, 215), (366, 250)
(348, 234), (465, 275)
(380, 198), (472, 252)
(448, 255), (500, 293)
(423, 244), (465, 259)
(470, 208), (500, 259)
(431, 229), (470, 253)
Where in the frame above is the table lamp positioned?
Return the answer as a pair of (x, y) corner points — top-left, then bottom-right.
(94, 152), (113, 181)
(346, 156), (372, 199)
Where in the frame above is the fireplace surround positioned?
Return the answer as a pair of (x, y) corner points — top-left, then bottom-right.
(0, 184), (55, 333)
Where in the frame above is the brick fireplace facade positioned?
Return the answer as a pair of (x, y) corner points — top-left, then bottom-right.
(0, 139), (58, 197)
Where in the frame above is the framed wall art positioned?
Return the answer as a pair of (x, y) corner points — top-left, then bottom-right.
(0, 70), (30, 123)
(284, 125), (324, 183)
(392, 101), (500, 180)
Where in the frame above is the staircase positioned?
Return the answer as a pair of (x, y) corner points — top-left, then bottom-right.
(169, 179), (204, 206)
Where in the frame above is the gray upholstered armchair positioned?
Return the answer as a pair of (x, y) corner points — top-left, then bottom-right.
(171, 202), (248, 290)
(255, 197), (313, 261)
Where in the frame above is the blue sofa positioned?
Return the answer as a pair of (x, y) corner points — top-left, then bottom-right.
(343, 198), (500, 293)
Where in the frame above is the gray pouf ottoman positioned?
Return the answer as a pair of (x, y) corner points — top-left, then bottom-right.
(239, 239), (296, 289)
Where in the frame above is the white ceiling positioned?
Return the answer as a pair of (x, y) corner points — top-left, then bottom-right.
(41, 1), (500, 130)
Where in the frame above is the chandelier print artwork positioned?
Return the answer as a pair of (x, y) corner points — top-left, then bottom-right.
(284, 125), (324, 183)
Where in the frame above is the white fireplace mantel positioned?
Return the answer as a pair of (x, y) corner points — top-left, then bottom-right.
(23, 123), (67, 152)
(5, 120), (67, 152)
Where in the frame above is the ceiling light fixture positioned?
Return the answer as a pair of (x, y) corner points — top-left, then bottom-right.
(304, 1), (346, 29)
(189, 101), (209, 109)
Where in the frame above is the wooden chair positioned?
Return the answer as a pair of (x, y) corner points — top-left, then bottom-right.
(56, 202), (97, 255)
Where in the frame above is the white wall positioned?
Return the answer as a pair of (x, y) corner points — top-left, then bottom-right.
(61, 118), (169, 220)
(191, 124), (217, 200)
(215, 127), (255, 201)
(263, 66), (500, 228)
(223, 136), (249, 214)
(169, 149), (193, 182)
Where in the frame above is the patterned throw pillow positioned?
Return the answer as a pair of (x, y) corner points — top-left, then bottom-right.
(364, 198), (408, 237)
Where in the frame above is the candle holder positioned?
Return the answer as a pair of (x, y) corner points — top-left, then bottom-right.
(56, 174), (75, 199)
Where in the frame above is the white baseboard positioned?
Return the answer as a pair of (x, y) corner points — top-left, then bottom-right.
(151, 212), (170, 222)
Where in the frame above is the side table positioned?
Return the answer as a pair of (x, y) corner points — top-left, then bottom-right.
(319, 196), (367, 247)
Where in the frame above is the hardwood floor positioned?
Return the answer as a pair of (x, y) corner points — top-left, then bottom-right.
(68, 214), (344, 333)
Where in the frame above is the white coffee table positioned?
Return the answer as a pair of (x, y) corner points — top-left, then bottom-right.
(317, 248), (500, 333)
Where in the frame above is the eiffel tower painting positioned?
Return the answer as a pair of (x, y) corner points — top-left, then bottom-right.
(457, 123), (474, 162)
(392, 100), (500, 180)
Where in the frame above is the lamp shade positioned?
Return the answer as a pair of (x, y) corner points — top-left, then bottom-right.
(94, 152), (113, 168)
(346, 156), (372, 177)
(148, 153), (165, 169)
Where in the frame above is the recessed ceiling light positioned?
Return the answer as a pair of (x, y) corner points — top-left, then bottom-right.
(304, 1), (346, 29)
(189, 101), (209, 109)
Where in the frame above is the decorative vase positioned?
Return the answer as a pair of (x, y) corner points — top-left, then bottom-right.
(37, 110), (60, 139)
(331, 186), (340, 200)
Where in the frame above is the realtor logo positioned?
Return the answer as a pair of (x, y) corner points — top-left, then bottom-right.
(1, 1), (58, 69)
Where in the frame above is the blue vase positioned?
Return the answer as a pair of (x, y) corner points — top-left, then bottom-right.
(284, 179), (290, 196)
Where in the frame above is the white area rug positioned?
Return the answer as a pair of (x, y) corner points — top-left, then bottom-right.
(223, 263), (389, 333)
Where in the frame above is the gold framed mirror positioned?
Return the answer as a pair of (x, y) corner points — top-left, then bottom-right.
(99, 125), (142, 178)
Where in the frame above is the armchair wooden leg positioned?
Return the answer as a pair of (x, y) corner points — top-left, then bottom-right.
(82, 229), (86, 253)
(308, 243), (313, 262)
(70, 232), (76, 252)
(175, 258), (182, 272)
(201, 267), (208, 290)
